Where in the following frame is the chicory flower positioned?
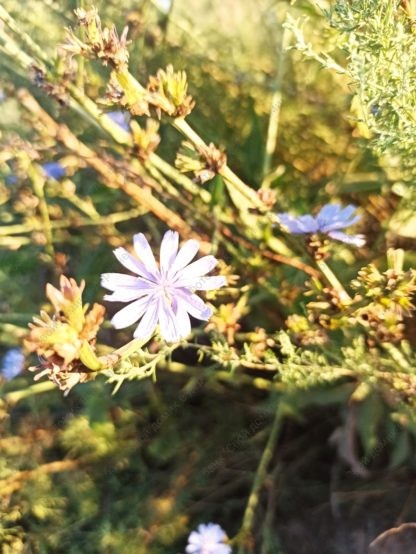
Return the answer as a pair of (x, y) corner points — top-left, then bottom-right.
(101, 230), (226, 343)
(277, 203), (365, 247)
(186, 523), (232, 554)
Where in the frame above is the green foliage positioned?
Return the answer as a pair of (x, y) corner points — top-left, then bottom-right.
(1, 0), (416, 552)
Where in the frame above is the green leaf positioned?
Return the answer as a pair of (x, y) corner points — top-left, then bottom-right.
(356, 392), (385, 457)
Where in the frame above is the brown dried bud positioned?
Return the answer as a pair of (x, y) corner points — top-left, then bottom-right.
(175, 141), (226, 183)
(65, 8), (130, 69)
(257, 188), (277, 210)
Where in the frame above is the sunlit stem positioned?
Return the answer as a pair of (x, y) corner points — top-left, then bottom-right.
(262, 20), (292, 181)
(99, 338), (147, 368)
(235, 400), (283, 553)
(174, 118), (265, 210)
(2, 381), (56, 405)
(316, 259), (352, 305)
(28, 165), (55, 259)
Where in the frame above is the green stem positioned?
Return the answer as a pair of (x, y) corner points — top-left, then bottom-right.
(315, 259), (352, 304)
(149, 152), (211, 203)
(262, 22), (291, 181)
(2, 381), (56, 405)
(29, 165), (55, 259)
(236, 401), (283, 553)
(173, 118), (264, 210)
(0, 5), (49, 64)
(0, 208), (145, 236)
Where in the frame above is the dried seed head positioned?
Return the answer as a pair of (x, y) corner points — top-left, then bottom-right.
(25, 276), (105, 395)
(147, 65), (195, 118)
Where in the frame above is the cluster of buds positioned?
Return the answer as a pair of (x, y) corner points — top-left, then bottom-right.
(147, 65), (195, 118)
(131, 119), (161, 161)
(25, 276), (105, 394)
(286, 314), (328, 346)
(205, 297), (248, 345)
(62, 7), (130, 69)
(175, 140), (227, 183)
(350, 258), (416, 344)
(306, 234), (330, 261)
(377, 369), (416, 406)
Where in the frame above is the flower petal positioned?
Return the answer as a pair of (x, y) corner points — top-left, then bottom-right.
(168, 239), (200, 277)
(101, 273), (145, 291)
(133, 233), (159, 275)
(133, 298), (159, 339)
(173, 300), (192, 339)
(113, 248), (155, 280)
(111, 296), (152, 329)
(158, 298), (181, 343)
(278, 213), (318, 234)
(103, 280), (155, 302)
(327, 230), (366, 247)
(175, 255), (218, 282)
(185, 544), (200, 554)
(175, 289), (213, 320)
(174, 275), (227, 291)
(160, 230), (179, 275)
(318, 204), (361, 232)
(316, 203), (341, 223)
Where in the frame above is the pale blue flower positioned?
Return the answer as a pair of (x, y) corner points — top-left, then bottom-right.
(186, 523), (232, 554)
(106, 110), (130, 132)
(42, 162), (66, 180)
(277, 203), (365, 247)
(1, 348), (24, 380)
(5, 162), (66, 185)
(101, 231), (226, 343)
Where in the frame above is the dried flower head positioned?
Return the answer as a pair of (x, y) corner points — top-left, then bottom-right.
(25, 276), (105, 394)
(175, 141), (227, 183)
(131, 119), (161, 160)
(63, 8), (130, 69)
(147, 65), (195, 118)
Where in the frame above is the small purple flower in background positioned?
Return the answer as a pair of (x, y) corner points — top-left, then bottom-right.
(106, 110), (131, 132)
(101, 230), (226, 343)
(42, 162), (66, 180)
(4, 161), (66, 185)
(277, 203), (365, 247)
(186, 523), (232, 554)
(0, 348), (25, 380)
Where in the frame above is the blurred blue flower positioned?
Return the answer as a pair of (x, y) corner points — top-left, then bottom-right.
(42, 162), (66, 180)
(107, 111), (130, 132)
(5, 174), (18, 185)
(277, 203), (365, 247)
(186, 523), (231, 554)
(1, 348), (25, 380)
(5, 162), (66, 185)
